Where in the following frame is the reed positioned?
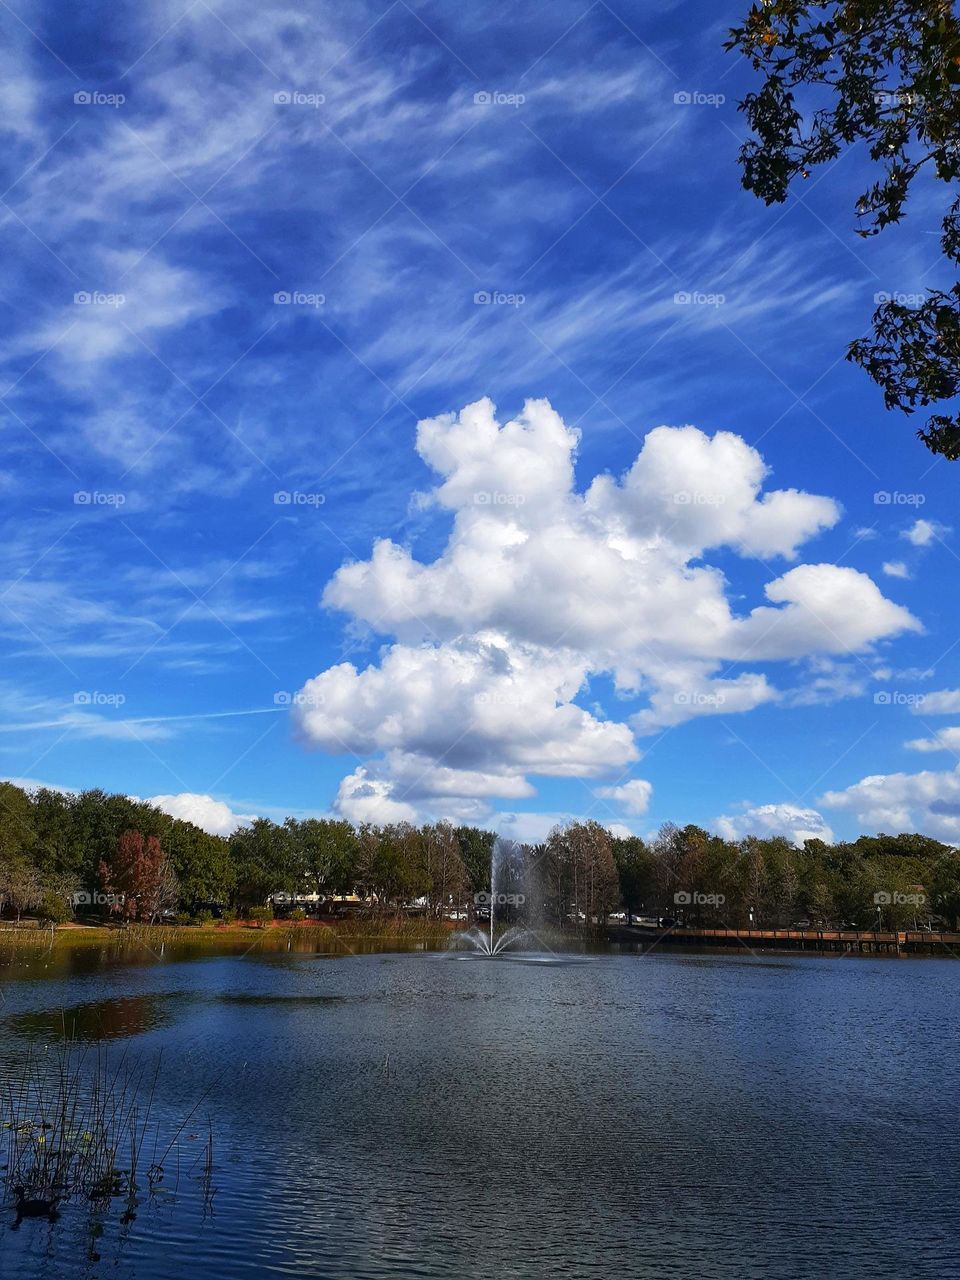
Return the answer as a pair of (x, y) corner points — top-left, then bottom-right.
(1, 1041), (216, 1218)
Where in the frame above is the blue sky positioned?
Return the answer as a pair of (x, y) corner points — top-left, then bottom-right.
(2, 0), (958, 844)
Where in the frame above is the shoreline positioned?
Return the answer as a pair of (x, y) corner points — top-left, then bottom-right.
(1, 918), (958, 959)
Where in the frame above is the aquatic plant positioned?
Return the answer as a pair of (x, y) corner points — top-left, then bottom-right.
(1, 1042), (216, 1223)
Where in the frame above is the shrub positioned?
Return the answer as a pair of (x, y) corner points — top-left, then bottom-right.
(195, 909), (214, 926)
(36, 892), (71, 927)
(289, 907), (306, 922)
(248, 906), (273, 928)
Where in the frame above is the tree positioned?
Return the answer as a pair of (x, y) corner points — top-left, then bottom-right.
(99, 829), (177, 922)
(727, 1), (960, 456)
(283, 818), (358, 899)
(420, 823), (468, 917)
(929, 851), (960, 925)
(611, 835), (655, 919)
(161, 818), (232, 908)
(0, 782), (37, 866)
(229, 819), (293, 910)
(0, 860), (42, 921)
(548, 822), (620, 927)
(36, 890), (71, 928)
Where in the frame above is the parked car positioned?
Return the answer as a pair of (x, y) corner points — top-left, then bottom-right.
(658, 917), (677, 929)
(631, 915), (660, 928)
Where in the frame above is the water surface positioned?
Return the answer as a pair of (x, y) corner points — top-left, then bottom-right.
(1, 942), (956, 1278)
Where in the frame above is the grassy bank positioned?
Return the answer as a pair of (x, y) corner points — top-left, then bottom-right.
(0, 915), (459, 955)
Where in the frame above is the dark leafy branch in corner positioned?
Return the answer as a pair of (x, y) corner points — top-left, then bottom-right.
(726, 0), (960, 456)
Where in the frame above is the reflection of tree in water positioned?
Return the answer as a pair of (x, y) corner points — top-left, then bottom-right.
(11, 994), (171, 1042)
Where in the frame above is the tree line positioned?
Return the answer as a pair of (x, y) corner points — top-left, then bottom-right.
(1, 782), (959, 929)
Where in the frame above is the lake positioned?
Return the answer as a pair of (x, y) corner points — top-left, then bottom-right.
(1, 939), (957, 1278)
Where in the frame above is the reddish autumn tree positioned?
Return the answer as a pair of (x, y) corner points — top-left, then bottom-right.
(99, 829), (178, 922)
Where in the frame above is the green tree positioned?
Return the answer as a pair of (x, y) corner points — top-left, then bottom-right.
(36, 890), (71, 928)
(929, 851), (960, 925)
(727, 1), (960, 456)
(611, 835), (656, 919)
(283, 818), (358, 899)
(229, 819), (294, 910)
(162, 819), (232, 908)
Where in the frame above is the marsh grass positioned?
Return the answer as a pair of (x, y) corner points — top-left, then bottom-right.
(2, 1041), (217, 1220)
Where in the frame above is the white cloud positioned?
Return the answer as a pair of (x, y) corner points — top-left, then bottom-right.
(334, 767), (418, 825)
(594, 779), (653, 815)
(912, 688), (960, 715)
(22, 254), (226, 380)
(148, 792), (255, 837)
(1, 776), (75, 795)
(491, 810), (627, 844)
(882, 560), (910, 579)
(821, 767), (960, 841)
(715, 803), (834, 846)
(299, 397), (919, 821)
(298, 634), (638, 817)
(905, 727), (960, 754)
(902, 518), (949, 547)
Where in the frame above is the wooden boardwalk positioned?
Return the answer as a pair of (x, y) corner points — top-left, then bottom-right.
(609, 924), (960, 955)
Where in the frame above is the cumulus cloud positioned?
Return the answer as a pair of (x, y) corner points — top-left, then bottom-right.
(882, 560), (910, 579)
(148, 792), (255, 837)
(821, 767), (960, 842)
(902, 519), (949, 548)
(333, 768), (418, 825)
(912, 688), (960, 715)
(905, 728), (960, 754)
(593, 779), (653, 815)
(714, 803), (834, 846)
(295, 397), (919, 823)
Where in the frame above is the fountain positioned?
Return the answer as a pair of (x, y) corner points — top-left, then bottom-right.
(448, 834), (591, 962)
(448, 838), (577, 962)
(453, 922), (531, 957)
